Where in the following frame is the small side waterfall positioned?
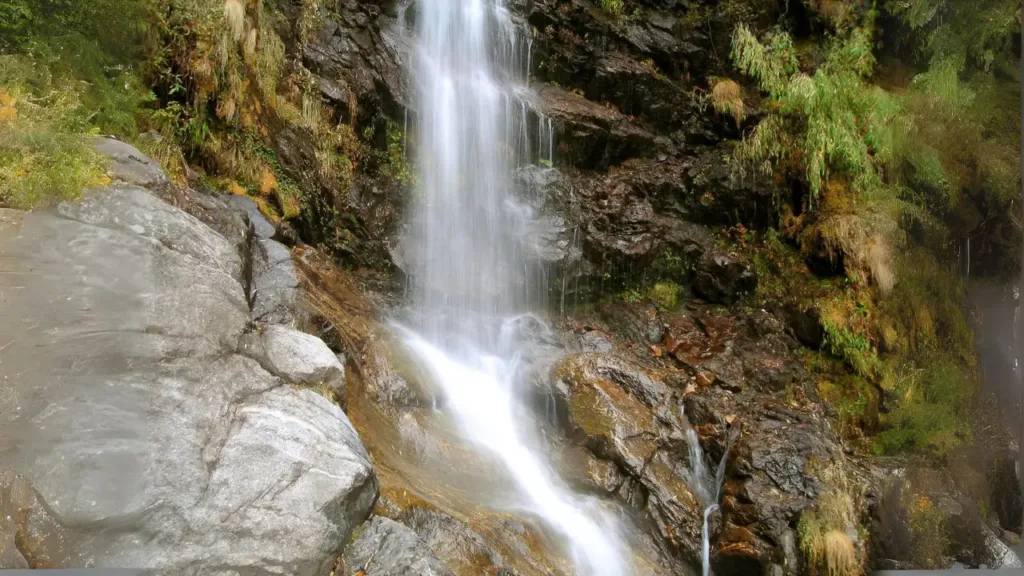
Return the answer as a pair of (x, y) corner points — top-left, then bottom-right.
(683, 407), (736, 576)
(396, 1), (627, 574)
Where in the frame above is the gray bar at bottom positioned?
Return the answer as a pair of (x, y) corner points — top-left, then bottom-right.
(0, 571), (146, 575)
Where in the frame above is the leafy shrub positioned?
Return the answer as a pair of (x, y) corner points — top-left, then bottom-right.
(875, 357), (973, 458)
(0, 57), (109, 209)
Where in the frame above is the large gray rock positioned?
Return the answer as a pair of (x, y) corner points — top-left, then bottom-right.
(242, 324), (347, 396)
(342, 516), (454, 576)
(0, 181), (376, 574)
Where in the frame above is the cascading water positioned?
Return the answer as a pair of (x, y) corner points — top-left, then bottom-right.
(396, 1), (627, 575)
(683, 407), (735, 576)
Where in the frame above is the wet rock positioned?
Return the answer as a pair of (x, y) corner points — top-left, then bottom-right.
(0, 180), (377, 575)
(598, 299), (664, 345)
(579, 329), (615, 353)
(693, 251), (757, 305)
(242, 324), (347, 396)
(396, 506), (509, 575)
(553, 353), (662, 471)
(93, 137), (169, 190)
(537, 85), (656, 169)
(342, 516), (454, 576)
(0, 469), (71, 569)
(981, 524), (1023, 568)
(229, 194), (277, 239)
(551, 352), (707, 563)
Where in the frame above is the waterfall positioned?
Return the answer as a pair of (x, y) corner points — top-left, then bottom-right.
(396, 1), (627, 574)
(683, 407), (736, 576)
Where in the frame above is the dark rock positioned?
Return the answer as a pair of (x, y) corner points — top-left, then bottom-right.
(779, 305), (825, 349)
(537, 85), (657, 169)
(598, 299), (664, 345)
(342, 516), (454, 576)
(693, 251), (757, 305)
(300, 2), (409, 122)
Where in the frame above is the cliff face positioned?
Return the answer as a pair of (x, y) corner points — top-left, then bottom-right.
(182, 0), (1019, 573)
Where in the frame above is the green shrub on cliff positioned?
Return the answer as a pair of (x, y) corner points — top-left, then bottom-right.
(732, 1), (1015, 461)
(0, 0), (152, 207)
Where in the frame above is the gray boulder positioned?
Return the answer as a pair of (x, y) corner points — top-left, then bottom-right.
(0, 172), (376, 574)
(93, 137), (169, 190)
(342, 516), (454, 576)
(229, 194), (277, 240)
(242, 324), (347, 396)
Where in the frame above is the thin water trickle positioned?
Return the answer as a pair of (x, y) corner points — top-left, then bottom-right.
(683, 405), (736, 576)
(398, 1), (628, 575)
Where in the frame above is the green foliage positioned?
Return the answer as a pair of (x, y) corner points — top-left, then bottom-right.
(875, 358), (973, 458)
(887, 0), (1017, 72)
(0, 56), (108, 208)
(822, 320), (879, 379)
(621, 289), (644, 304)
(732, 20), (905, 203)
(598, 0), (624, 17)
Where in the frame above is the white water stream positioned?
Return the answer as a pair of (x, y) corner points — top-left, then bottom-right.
(396, 1), (628, 574)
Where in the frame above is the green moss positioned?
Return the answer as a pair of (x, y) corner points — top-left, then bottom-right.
(648, 281), (680, 312)
(822, 320), (879, 379)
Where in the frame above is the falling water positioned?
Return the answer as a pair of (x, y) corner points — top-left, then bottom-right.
(397, 1), (626, 575)
(683, 407), (736, 576)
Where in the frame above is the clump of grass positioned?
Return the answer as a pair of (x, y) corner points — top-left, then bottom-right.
(711, 79), (745, 126)
(799, 465), (862, 576)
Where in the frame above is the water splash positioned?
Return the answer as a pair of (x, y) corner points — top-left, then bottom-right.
(396, 324), (626, 576)
(398, 1), (627, 574)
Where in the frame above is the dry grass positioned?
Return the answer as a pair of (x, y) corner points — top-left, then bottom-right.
(800, 464), (863, 576)
(224, 0), (246, 43)
(822, 531), (858, 576)
(712, 79), (745, 126)
(255, 18), (285, 101)
(818, 211), (898, 294)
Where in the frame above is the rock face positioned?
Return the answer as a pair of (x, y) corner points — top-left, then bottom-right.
(0, 144), (377, 574)
(342, 516), (454, 576)
(538, 301), (847, 576)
